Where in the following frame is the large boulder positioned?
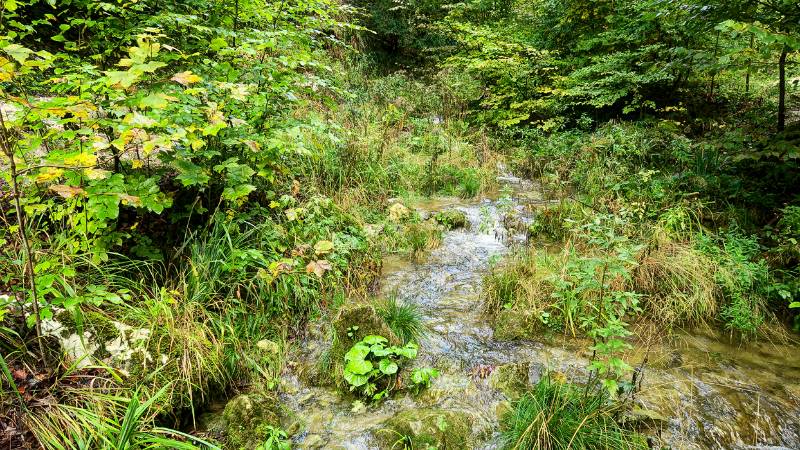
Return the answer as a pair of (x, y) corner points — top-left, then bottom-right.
(379, 408), (474, 449)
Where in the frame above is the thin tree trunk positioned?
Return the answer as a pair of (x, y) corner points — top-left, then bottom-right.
(745, 34), (753, 94)
(709, 31), (720, 99)
(778, 45), (787, 132)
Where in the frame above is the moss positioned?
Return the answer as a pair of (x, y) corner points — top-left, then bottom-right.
(432, 209), (468, 230)
(490, 363), (530, 399)
(492, 309), (538, 341)
(218, 392), (281, 450)
(380, 408), (473, 449)
(329, 301), (400, 387)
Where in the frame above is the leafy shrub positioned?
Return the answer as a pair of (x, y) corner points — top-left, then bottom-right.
(501, 378), (647, 450)
(697, 230), (771, 337)
(342, 335), (418, 401)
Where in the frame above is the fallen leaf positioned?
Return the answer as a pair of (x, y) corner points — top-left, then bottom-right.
(50, 184), (85, 199)
(306, 259), (332, 278)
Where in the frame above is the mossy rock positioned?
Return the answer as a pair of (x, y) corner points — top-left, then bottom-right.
(492, 309), (537, 341)
(215, 392), (282, 450)
(490, 363), (530, 399)
(379, 408), (473, 449)
(329, 302), (400, 387)
(433, 209), (469, 230)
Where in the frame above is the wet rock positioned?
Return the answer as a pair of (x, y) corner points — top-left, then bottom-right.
(301, 434), (326, 449)
(621, 407), (669, 429)
(492, 309), (537, 341)
(495, 400), (512, 421)
(489, 363), (530, 399)
(329, 302), (400, 387)
(380, 408), (474, 449)
(433, 209), (469, 230)
(217, 392), (281, 449)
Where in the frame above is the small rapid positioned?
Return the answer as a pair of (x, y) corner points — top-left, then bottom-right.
(277, 174), (800, 449)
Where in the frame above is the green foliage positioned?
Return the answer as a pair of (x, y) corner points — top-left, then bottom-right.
(409, 367), (440, 394)
(255, 426), (291, 450)
(697, 229), (772, 337)
(342, 335), (419, 401)
(501, 377), (647, 450)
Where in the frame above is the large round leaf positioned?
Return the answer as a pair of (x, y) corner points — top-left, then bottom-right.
(343, 370), (369, 387)
(378, 358), (398, 375)
(344, 343), (370, 362)
(345, 358), (373, 375)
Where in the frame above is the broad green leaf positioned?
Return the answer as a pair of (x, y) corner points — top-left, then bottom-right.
(378, 359), (398, 375)
(344, 358), (373, 375)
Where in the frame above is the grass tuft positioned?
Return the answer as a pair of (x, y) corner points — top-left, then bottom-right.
(501, 377), (647, 450)
(378, 296), (426, 344)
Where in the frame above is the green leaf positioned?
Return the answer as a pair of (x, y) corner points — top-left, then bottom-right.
(378, 359), (398, 375)
(362, 335), (387, 345)
(343, 370), (369, 387)
(3, 43), (32, 63)
(343, 343), (370, 362)
(345, 358), (373, 376)
(393, 342), (418, 359)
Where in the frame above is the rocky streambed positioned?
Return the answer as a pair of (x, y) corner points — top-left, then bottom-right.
(207, 175), (800, 449)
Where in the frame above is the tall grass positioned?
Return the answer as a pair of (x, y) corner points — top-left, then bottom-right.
(501, 378), (647, 450)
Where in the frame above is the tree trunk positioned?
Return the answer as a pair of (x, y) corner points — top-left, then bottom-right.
(778, 45), (787, 132)
(745, 35), (753, 94)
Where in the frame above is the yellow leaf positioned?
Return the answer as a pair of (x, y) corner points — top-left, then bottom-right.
(132, 160), (144, 169)
(64, 153), (97, 167)
(84, 169), (111, 180)
(306, 259), (332, 278)
(314, 240), (334, 255)
(35, 167), (63, 183)
(171, 70), (201, 86)
(118, 193), (141, 206)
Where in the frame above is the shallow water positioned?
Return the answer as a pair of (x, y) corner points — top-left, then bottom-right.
(278, 174), (800, 449)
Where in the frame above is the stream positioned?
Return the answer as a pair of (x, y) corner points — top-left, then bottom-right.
(276, 174), (800, 449)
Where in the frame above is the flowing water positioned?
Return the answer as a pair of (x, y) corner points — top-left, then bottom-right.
(277, 174), (800, 449)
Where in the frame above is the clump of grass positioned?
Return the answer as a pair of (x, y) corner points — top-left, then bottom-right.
(483, 249), (557, 320)
(634, 240), (720, 328)
(501, 378), (647, 450)
(403, 221), (443, 258)
(378, 297), (426, 344)
(528, 200), (586, 241)
(24, 381), (216, 450)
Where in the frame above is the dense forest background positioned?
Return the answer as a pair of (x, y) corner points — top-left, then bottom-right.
(0, 0), (799, 448)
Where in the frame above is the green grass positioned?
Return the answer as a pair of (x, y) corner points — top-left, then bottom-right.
(378, 296), (426, 344)
(501, 378), (647, 450)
